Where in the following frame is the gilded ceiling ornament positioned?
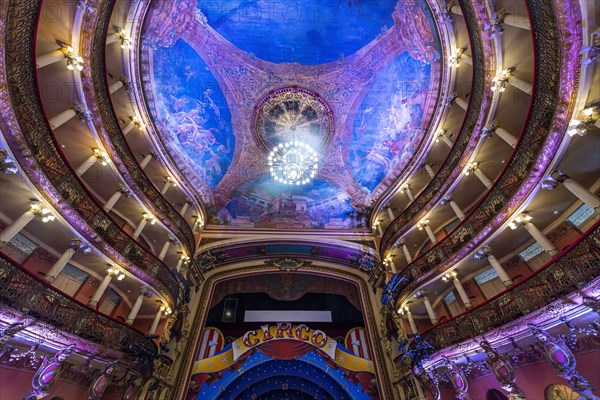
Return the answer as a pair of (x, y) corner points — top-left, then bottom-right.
(265, 258), (312, 271)
(253, 87), (334, 153)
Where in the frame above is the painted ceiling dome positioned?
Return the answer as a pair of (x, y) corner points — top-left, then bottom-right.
(141, 0), (442, 230)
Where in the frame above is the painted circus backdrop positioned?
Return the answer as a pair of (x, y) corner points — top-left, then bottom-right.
(186, 325), (378, 399)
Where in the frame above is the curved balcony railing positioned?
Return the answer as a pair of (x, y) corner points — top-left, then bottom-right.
(414, 222), (599, 351)
(380, 0), (495, 254)
(0, 0), (180, 305)
(382, 0), (579, 306)
(78, 0), (195, 254)
(0, 251), (149, 352)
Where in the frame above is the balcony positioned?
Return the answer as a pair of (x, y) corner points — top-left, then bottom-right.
(0, 251), (150, 352)
(411, 222), (599, 352)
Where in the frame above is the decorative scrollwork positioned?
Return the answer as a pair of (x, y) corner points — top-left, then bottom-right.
(0, 252), (148, 352)
(79, 0), (196, 254)
(265, 258), (312, 271)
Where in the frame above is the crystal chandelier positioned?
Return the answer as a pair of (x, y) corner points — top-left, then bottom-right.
(268, 141), (318, 185)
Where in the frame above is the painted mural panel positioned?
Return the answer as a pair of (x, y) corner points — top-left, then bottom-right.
(212, 177), (365, 229)
(351, 52), (433, 191)
(152, 40), (235, 188)
(187, 324), (377, 399)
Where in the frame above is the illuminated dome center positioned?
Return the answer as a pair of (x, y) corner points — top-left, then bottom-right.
(268, 142), (318, 186)
(253, 87), (334, 152)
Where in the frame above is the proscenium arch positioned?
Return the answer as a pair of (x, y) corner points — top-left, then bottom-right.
(174, 257), (394, 399)
(214, 359), (353, 400)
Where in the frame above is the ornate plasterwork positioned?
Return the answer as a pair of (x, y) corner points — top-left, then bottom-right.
(139, 0), (442, 230)
(264, 258), (312, 272)
(0, 305), (122, 360)
(380, 0), (497, 253)
(0, 0), (179, 307)
(253, 87), (334, 153)
(424, 276), (600, 365)
(194, 240), (379, 271)
(78, 0), (195, 254)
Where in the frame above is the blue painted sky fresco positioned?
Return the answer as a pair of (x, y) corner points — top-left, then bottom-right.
(152, 40), (235, 188)
(350, 52), (432, 191)
(198, 0), (396, 64)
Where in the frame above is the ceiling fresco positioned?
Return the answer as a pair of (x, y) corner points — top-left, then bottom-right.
(351, 52), (433, 191)
(143, 0), (441, 231)
(197, 0), (397, 65)
(152, 40), (234, 188)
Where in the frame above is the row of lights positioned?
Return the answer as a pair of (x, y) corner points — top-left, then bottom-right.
(390, 45), (598, 315)
(36, 33), (184, 312)
(395, 213), (532, 310)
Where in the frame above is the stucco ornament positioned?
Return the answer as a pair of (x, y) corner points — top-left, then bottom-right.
(24, 344), (75, 400)
(480, 340), (526, 400)
(530, 324), (599, 399)
(442, 356), (472, 400)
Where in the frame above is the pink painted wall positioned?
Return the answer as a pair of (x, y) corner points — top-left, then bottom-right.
(112, 299), (130, 323)
(554, 229), (581, 252)
(463, 279), (487, 306)
(131, 317), (167, 338)
(73, 276), (99, 305)
(434, 302), (451, 324)
(0, 367), (88, 400)
(22, 253), (53, 278)
(507, 261), (531, 284)
(440, 349), (600, 400)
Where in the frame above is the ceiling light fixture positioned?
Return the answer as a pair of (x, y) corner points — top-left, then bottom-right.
(268, 141), (318, 186)
(64, 45), (84, 71)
